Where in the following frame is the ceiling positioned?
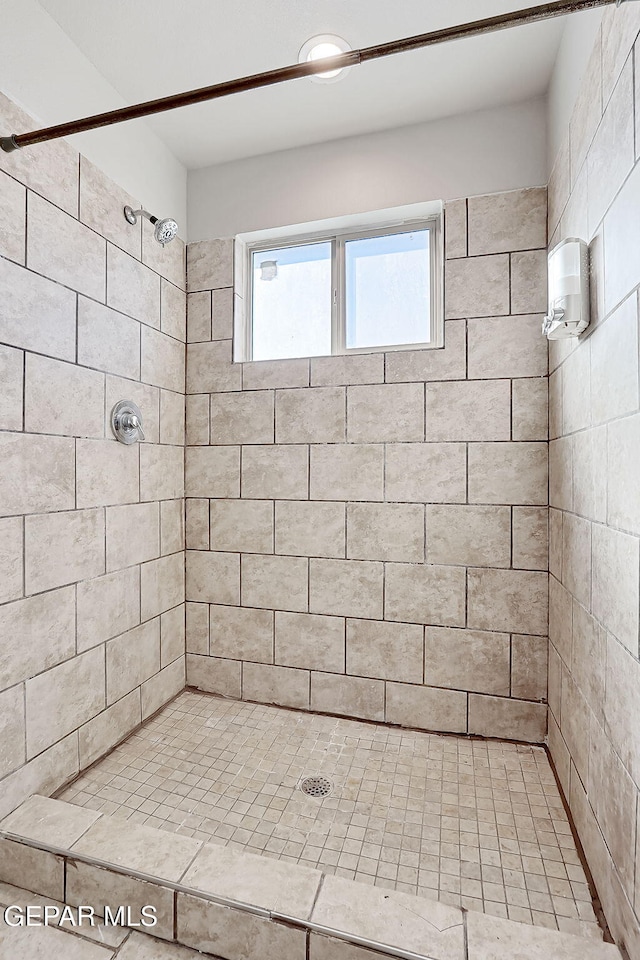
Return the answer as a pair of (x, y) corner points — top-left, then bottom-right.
(36, 0), (567, 169)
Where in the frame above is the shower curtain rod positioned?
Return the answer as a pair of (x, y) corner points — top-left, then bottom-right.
(0, 0), (633, 153)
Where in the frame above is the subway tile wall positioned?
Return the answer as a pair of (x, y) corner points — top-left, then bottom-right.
(547, 5), (640, 957)
(0, 91), (186, 820)
(184, 185), (550, 744)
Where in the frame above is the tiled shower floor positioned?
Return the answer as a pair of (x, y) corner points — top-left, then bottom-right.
(58, 690), (604, 941)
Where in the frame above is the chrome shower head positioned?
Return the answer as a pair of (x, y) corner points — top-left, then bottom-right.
(124, 206), (179, 245)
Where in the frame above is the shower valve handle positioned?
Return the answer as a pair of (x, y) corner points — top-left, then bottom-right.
(111, 400), (145, 444)
(122, 413), (145, 441)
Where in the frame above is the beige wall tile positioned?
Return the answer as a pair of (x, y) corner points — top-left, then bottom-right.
(141, 326), (185, 393)
(346, 619), (422, 683)
(603, 155), (640, 314)
(570, 30), (603, 182)
(106, 501), (160, 571)
(467, 316), (547, 380)
(186, 394), (209, 446)
(424, 627), (510, 696)
(512, 378), (548, 441)
(27, 192), (105, 301)
(142, 223), (185, 290)
(605, 634), (640, 785)
(105, 374), (159, 444)
(160, 499), (184, 555)
(561, 672), (591, 784)
(386, 682), (467, 733)
(512, 506), (548, 570)
(212, 287), (234, 340)
(76, 438), (139, 508)
(426, 505), (510, 567)
(0, 170), (25, 264)
(275, 501), (345, 558)
(0, 517), (23, 604)
(242, 444), (308, 499)
(159, 389), (185, 446)
(107, 243), (161, 327)
(106, 619), (160, 704)
(26, 647), (105, 757)
(562, 338), (591, 435)
(161, 279), (186, 342)
(385, 321), (466, 383)
(210, 499), (273, 553)
(310, 353), (384, 386)
(275, 611), (345, 673)
(590, 296), (638, 425)
(0, 586), (75, 689)
(241, 554), (308, 612)
(79, 155), (141, 258)
(243, 357), (309, 390)
(211, 390), (274, 444)
(0, 734), (78, 823)
(468, 694), (547, 743)
(25, 508), (105, 594)
(276, 386), (345, 443)
(77, 567), (140, 651)
(160, 603), (185, 667)
(0, 433), (75, 517)
(467, 188), (547, 255)
(0, 91), (78, 214)
(0, 344), (23, 432)
(140, 444), (184, 500)
(347, 503), (424, 562)
(562, 512), (591, 609)
(243, 662), (310, 710)
(571, 601), (605, 720)
(178, 893), (306, 958)
(141, 657), (185, 720)
(187, 339), (242, 393)
(25, 354), (104, 439)
(186, 653), (241, 698)
(186, 550), (240, 605)
(468, 442), (548, 505)
(78, 688), (141, 768)
(0, 686), (25, 779)
(187, 291), (211, 342)
(385, 442), (466, 503)
(347, 383), (424, 442)
(588, 58), (635, 232)
(310, 445), (383, 501)
(445, 255), (510, 319)
(0, 256), (76, 361)
(592, 523), (639, 655)
(0, 840), (65, 902)
(549, 437), (573, 511)
(186, 499), (209, 550)
(468, 568), (548, 636)
(510, 251), (547, 315)
(425, 380), (511, 442)
(445, 198), (467, 258)
(210, 605), (273, 663)
(186, 445), (239, 498)
(141, 552), (185, 621)
(549, 575), (572, 667)
(311, 672), (384, 721)
(511, 634), (548, 701)
(608, 414), (640, 535)
(186, 603), (209, 655)
(309, 558), (383, 619)
(187, 238), (233, 291)
(385, 564), (465, 627)
(77, 296), (141, 380)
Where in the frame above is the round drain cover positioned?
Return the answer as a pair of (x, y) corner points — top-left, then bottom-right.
(300, 776), (332, 798)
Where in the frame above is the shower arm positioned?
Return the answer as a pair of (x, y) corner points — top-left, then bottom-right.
(0, 0), (635, 153)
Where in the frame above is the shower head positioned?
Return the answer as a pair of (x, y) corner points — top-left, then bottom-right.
(124, 206), (179, 245)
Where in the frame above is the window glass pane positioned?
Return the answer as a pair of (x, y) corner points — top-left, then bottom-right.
(345, 230), (431, 349)
(251, 242), (332, 361)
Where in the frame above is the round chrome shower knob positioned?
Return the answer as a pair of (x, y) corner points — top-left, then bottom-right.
(111, 400), (145, 444)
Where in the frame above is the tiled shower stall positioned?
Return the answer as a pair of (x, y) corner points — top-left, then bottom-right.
(0, 3), (639, 959)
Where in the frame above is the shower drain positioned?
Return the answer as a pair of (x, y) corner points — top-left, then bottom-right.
(299, 776), (333, 798)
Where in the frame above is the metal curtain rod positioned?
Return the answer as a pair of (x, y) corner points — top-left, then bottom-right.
(0, 0), (633, 153)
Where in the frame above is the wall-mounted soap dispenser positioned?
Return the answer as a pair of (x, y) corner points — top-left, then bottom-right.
(542, 237), (590, 340)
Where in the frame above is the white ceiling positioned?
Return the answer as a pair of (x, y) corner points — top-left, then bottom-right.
(36, 0), (566, 168)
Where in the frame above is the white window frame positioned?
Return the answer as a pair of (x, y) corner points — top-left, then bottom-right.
(240, 215), (443, 362)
